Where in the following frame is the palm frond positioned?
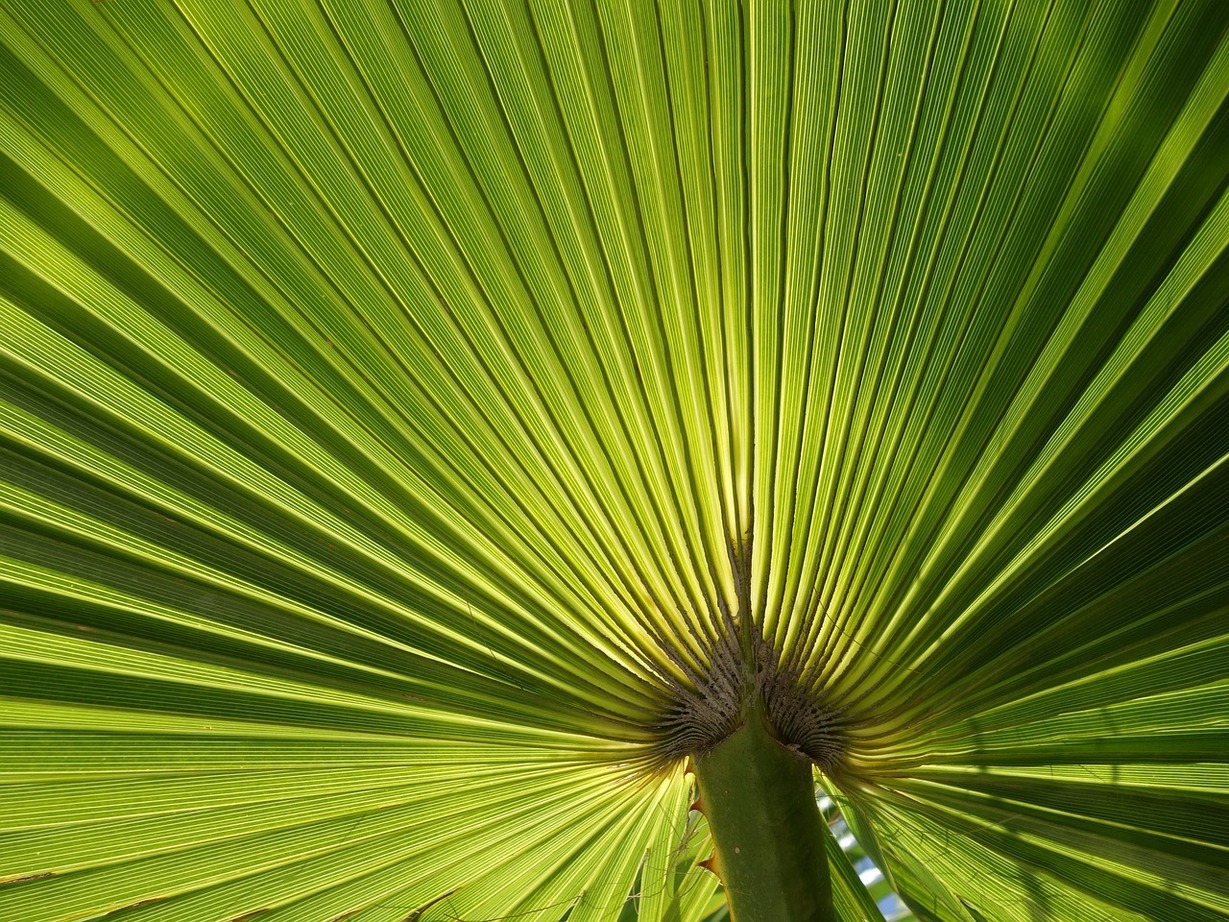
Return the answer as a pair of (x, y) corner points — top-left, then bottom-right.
(2, 0), (1226, 919)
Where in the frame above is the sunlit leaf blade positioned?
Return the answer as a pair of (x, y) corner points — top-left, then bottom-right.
(2, 0), (1227, 920)
(821, 809), (888, 922)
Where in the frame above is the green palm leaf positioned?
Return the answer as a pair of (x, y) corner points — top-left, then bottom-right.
(2, 0), (1226, 919)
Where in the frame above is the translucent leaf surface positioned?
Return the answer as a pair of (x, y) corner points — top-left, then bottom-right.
(2, 1), (1226, 919)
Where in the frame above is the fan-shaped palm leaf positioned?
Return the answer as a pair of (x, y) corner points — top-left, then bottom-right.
(2, 0), (1227, 920)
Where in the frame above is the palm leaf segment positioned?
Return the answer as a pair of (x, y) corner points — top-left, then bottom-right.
(2, 1), (1227, 919)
